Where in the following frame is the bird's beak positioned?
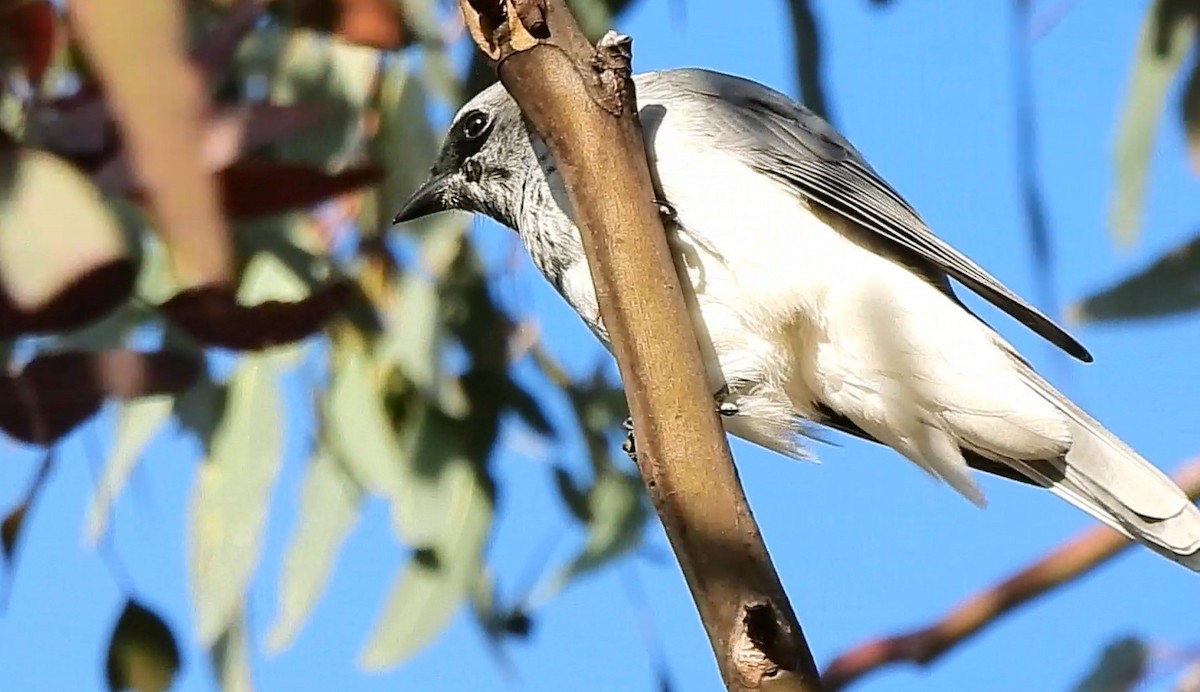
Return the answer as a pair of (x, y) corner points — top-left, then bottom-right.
(393, 173), (453, 224)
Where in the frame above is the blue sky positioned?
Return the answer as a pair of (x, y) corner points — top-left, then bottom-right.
(4, 2), (1200, 691)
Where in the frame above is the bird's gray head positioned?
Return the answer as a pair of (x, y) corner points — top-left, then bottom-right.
(393, 83), (533, 230)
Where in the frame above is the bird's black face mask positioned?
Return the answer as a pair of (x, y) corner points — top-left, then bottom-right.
(393, 108), (497, 224)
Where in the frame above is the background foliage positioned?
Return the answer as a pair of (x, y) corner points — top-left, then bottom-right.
(1, 1), (1199, 690)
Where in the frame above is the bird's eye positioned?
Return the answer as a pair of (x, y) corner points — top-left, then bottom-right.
(461, 110), (491, 141)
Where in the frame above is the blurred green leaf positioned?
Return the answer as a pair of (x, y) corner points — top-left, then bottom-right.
(85, 395), (175, 545)
(419, 47), (461, 107)
(105, 600), (181, 692)
(508, 380), (555, 437)
(359, 417), (494, 669)
(325, 336), (406, 497)
(784, 0), (834, 123)
(370, 55), (441, 236)
(376, 272), (441, 394)
(1072, 636), (1149, 692)
(1110, 0), (1196, 246)
(211, 610), (254, 692)
(567, 0), (619, 42)
(267, 447), (364, 653)
(553, 466), (591, 523)
(1070, 232), (1200, 323)
(468, 570), (519, 673)
(561, 469), (647, 581)
(536, 468), (647, 605)
(173, 376), (226, 449)
(53, 300), (148, 352)
(1181, 54), (1200, 172)
(188, 354), (284, 645)
(270, 30), (379, 169)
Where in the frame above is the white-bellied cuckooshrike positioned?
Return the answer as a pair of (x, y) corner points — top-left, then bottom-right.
(394, 66), (1200, 571)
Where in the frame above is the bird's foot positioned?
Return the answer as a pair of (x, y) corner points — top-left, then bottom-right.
(622, 416), (638, 463)
(621, 387), (738, 464)
(654, 199), (677, 223)
(714, 384), (739, 417)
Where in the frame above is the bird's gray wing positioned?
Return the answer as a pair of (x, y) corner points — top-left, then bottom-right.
(640, 68), (1091, 363)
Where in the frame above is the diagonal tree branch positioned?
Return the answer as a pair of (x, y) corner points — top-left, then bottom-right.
(822, 457), (1200, 691)
(454, 1), (823, 689)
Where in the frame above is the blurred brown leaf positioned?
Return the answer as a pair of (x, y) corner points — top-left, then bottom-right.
(92, 103), (332, 194)
(0, 1), (56, 88)
(70, 0), (233, 288)
(191, 0), (271, 85)
(0, 147), (135, 337)
(159, 280), (352, 350)
(25, 93), (117, 168)
(217, 159), (384, 219)
(0, 350), (202, 444)
(282, 0), (411, 50)
(0, 260), (135, 338)
(105, 600), (181, 692)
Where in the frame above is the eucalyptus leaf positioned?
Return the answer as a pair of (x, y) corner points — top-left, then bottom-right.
(173, 376), (226, 449)
(372, 55), (441, 236)
(376, 272), (441, 394)
(784, 0), (834, 122)
(1110, 0), (1196, 246)
(1072, 636), (1149, 692)
(211, 610), (254, 692)
(267, 447), (364, 653)
(562, 469), (647, 581)
(359, 455), (494, 669)
(188, 354), (284, 645)
(1181, 54), (1200, 171)
(553, 466), (591, 523)
(270, 31), (380, 169)
(85, 395), (175, 546)
(105, 600), (181, 692)
(536, 468), (647, 605)
(1070, 232), (1200, 323)
(508, 380), (555, 437)
(325, 338), (407, 497)
(0, 149), (128, 312)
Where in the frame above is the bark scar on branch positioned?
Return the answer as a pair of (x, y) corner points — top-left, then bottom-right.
(733, 601), (803, 687)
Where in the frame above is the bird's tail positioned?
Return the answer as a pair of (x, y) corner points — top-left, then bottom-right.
(1009, 362), (1200, 571)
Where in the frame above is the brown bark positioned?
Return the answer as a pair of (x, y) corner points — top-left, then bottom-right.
(454, 1), (823, 689)
(822, 457), (1200, 690)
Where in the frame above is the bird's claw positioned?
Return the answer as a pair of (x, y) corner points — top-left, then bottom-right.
(622, 416), (638, 462)
(654, 199), (677, 223)
(622, 388), (738, 463)
(715, 384), (739, 417)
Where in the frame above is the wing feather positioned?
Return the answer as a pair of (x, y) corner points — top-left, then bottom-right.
(638, 68), (1092, 362)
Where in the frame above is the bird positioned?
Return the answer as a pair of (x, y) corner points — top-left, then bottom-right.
(393, 66), (1200, 571)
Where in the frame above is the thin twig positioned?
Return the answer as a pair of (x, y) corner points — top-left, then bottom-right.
(822, 456), (1200, 690)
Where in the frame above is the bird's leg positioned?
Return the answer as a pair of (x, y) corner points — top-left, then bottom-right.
(714, 383), (740, 417)
(622, 386), (739, 463)
(654, 198), (678, 224)
(622, 417), (638, 462)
